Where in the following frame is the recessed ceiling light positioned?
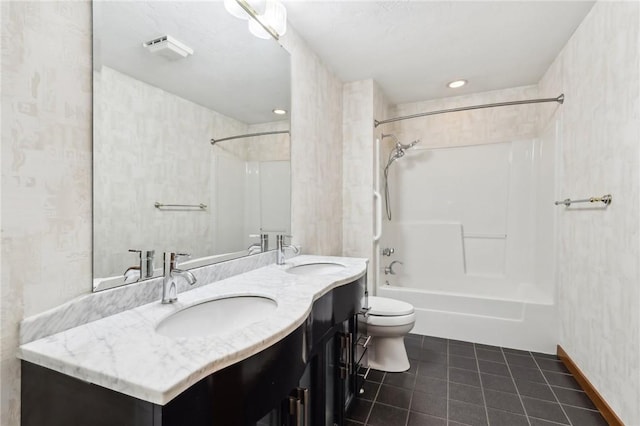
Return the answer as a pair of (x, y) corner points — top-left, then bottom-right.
(447, 79), (467, 89)
(272, 108), (287, 115)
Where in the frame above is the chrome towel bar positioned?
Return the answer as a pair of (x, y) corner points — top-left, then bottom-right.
(154, 202), (207, 210)
(554, 194), (612, 207)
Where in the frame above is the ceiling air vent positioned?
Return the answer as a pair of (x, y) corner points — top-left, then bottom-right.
(142, 35), (193, 60)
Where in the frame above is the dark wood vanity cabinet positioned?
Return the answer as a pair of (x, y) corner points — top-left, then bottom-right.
(22, 277), (364, 426)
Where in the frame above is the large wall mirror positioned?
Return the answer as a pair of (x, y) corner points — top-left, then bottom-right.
(92, 1), (291, 291)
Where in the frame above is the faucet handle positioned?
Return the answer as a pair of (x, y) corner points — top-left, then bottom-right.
(164, 252), (190, 271)
(381, 247), (395, 257)
(174, 253), (191, 265)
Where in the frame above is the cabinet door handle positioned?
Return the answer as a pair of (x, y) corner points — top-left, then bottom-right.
(300, 387), (309, 426)
(289, 395), (303, 425)
(347, 333), (353, 375)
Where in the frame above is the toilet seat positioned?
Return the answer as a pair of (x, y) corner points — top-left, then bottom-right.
(367, 296), (414, 316)
(364, 312), (416, 327)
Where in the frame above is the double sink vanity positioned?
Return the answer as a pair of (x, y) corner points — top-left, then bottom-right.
(19, 255), (368, 426)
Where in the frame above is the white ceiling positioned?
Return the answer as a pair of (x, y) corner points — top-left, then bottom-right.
(283, 1), (595, 104)
(94, 1), (290, 125)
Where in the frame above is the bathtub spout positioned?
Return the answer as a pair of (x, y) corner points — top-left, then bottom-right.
(384, 261), (403, 275)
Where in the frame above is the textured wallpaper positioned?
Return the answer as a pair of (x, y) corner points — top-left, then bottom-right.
(0, 4), (344, 426)
(342, 80), (391, 291)
(538, 2), (640, 423)
(1, 2), (92, 424)
(391, 84), (542, 150)
(281, 28), (344, 256)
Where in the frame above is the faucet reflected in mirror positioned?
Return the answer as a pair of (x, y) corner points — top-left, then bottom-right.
(123, 249), (156, 284)
(247, 233), (270, 255)
(162, 253), (197, 304)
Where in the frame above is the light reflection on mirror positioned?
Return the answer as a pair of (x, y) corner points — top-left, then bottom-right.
(92, 1), (291, 291)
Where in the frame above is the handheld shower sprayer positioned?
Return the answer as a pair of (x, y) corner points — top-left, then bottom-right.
(380, 133), (421, 220)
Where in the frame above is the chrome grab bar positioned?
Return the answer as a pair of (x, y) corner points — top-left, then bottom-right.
(554, 194), (612, 207)
(154, 202), (207, 210)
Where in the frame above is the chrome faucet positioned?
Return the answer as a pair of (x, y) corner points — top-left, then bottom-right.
(384, 260), (404, 275)
(276, 234), (299, 265)
(247, 233), (269, 254)
(124, 249), (155, 282)
(162, 252), (197, 304)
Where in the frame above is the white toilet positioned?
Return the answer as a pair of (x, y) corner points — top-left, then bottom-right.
(360, 296), (416, 372)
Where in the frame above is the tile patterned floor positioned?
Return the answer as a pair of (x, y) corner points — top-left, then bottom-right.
(346, 334), (607, 426)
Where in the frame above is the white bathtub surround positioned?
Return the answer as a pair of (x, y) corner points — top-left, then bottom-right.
(19, 256), (367, 405)
(539, 2), (640, 423)
(379, 135), (557, 352)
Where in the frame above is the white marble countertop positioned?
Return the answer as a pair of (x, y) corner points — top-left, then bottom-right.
(18, 255), (367, 405)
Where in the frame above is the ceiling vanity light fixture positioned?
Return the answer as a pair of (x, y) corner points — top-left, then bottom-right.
(272, 108), (287, 115)
(447, 79), (467, 89)
(224, 0), (286, 40)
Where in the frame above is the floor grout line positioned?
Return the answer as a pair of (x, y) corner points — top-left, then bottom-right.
(532, 355), (574, 426)
(500, 347), (532, 426)
(359, 335), (600, 426)
(472, 343), (491, 426)
(403, 355), (419, 426)
(446, 339), (450, 425)
(364, 372), (384, 425)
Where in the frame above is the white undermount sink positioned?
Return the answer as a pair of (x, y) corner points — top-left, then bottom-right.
(156, 295), (277, 339)
(286, 262), (346, 275)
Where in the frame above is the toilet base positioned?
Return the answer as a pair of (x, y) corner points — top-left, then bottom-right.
(367, 336), (411, 373)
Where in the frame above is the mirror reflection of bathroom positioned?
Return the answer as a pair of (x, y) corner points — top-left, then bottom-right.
(92, 1), (291, 290)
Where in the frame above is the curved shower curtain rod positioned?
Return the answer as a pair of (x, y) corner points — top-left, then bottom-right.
(210, 130), (290, 145)
(374, 94), (564, 128)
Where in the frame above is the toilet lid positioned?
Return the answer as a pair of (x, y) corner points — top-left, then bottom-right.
(367, 296), (414, 316)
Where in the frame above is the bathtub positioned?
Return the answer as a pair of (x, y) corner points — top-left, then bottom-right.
(377, 282), (558, 354)
(377, 138), (558, 354)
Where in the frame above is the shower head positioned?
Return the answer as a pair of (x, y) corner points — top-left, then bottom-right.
(381, 133), (420, 152)
(397, 139), (420, 150)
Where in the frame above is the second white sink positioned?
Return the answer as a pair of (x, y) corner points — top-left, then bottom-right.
(156, 296), (277, 339)
(286, 262), (346, 275)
